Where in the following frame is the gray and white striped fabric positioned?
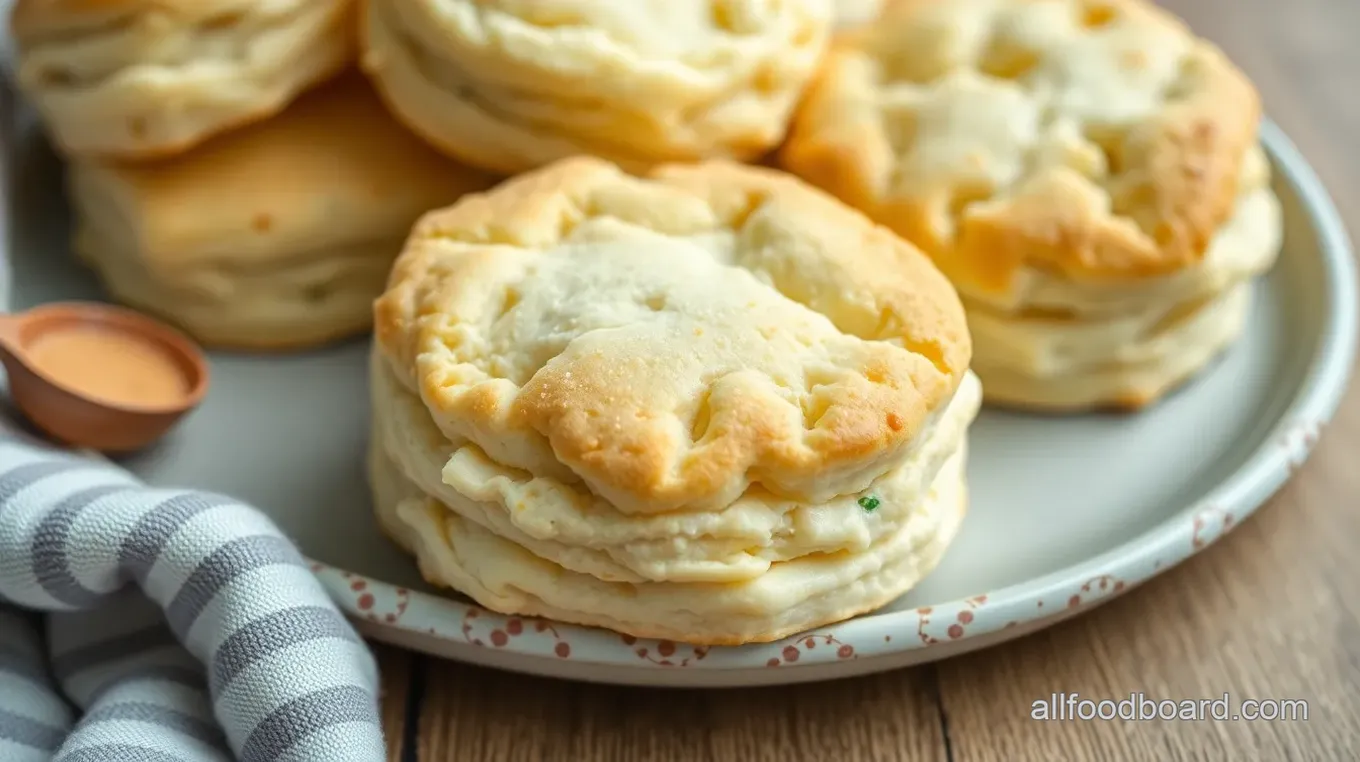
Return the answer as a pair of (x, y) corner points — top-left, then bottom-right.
(0, 415), (386, 761)
(0, 16), (383, 759)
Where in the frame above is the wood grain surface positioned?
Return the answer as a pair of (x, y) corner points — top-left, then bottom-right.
(376, 1), (1360, 759)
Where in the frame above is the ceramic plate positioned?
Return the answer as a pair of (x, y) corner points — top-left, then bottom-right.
(4, 110), (1354, 687)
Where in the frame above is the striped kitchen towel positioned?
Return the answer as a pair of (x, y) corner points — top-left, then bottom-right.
(0, 412), (386, 761)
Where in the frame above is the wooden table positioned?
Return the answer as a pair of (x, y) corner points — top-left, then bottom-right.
(376, 1), (1360, 758)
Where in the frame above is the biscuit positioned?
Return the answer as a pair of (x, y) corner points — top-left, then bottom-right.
(359, 0), (833, 174)
(968, 164), (1281, 409)
(68, 73), (498, 350)
(376, 156), (971, 513)
(781, 0), (1279, 410)
(371, 156), (979, 643)
(11, 0), (356, 159)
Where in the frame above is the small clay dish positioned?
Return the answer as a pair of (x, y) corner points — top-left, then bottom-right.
(0, 302), (209, 452)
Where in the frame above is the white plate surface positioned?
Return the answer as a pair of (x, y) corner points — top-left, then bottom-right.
(4, 117), (1355, 687)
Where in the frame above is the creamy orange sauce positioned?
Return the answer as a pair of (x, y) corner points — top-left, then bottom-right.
(27, 326), (190, 408)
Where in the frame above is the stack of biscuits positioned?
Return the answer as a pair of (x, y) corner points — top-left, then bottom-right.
(10, 0), (496, 349)
(781, 0), (1281, 410)
(369, 158), (980, 644)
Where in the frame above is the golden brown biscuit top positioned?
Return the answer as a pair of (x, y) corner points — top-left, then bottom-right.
(69, 72), (498, 265)
(376, 157), (969, 515)
(781, 0), (1261, 295)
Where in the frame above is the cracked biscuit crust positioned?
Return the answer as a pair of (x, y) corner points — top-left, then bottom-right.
(375, 157), (969, 516)
(360, 0), (832, 173)
(780, 0), (1261, 296)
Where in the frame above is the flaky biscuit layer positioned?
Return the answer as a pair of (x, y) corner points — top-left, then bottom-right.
(375, 347), (981, 583)
(369, 424), (968, 646)
(375, 157), (970, 515)
(12, 0), (355, 158)
(973, 281), (1252, 410)
(360, 0), (832, 173)
(75, 233), (395, 351)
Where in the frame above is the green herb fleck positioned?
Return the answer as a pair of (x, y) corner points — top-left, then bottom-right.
(858, 496), (880, 512)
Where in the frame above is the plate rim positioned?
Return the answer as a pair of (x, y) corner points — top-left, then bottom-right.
(298, 120), (1352, 673)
